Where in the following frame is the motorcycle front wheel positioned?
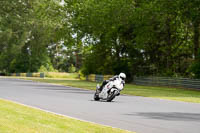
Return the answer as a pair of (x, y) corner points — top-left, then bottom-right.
(107, 91), (116, 102)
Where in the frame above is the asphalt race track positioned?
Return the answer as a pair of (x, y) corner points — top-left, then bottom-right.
(0, 78), (200, 133)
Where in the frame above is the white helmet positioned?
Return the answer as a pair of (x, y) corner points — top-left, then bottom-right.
(119, 73), (126, 80)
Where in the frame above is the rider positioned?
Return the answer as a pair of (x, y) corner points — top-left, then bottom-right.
(98, 73), (126, 93)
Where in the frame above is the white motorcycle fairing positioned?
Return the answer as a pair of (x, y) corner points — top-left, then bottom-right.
(99, 83), (110, 99)
(94, 78), (125, 102)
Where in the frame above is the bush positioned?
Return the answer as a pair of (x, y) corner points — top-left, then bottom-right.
(38, 64), (58, 73)
(78, 70), (86, 80)
(189, 50), (200, 79)
(38, 65), (48, 72)
(68, 64), (76, 73)
(189, 62), (200, 79)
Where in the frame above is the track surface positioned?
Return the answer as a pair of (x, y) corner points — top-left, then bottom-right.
(0, 78), (200, 133)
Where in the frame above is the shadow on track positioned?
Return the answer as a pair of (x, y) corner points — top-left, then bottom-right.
(125, 112), (200, 122)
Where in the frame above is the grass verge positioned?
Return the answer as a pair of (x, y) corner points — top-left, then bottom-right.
(19, 77), (200, 103)
(0, 99), (133, 133)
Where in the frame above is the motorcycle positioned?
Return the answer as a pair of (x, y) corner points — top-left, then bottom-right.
(94, 78), (125, 102)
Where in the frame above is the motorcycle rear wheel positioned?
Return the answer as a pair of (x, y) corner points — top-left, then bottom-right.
(94, 92), (100, 101)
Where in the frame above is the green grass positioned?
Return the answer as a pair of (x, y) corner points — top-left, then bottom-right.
(0, 99), (133, 133)
(124, 84), (200, 103)
(21, 78), (200, 103)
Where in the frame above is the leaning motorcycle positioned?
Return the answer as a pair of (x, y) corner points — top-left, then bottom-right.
(94, 79), (125, 102)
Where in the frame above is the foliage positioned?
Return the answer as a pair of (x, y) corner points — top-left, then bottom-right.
(1, 0), (200, 79)
(0, 0), (66, 73)
(38, 65), (48, 72)
(189, 50), (200, 78)
(63, 0), (199, 79)
(68, 64), (76, 73)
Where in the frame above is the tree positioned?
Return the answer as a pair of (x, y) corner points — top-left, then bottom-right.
(178, 0), (200, 59)
(0, 0), (65, 73)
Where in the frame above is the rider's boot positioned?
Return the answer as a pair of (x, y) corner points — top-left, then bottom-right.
(99, 80), (108, 92)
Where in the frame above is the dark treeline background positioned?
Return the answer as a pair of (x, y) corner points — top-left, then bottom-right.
(1, 0), (200, 81)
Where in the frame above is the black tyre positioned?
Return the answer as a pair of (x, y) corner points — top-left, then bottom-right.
(94, 92), (100, 101)
(106, 91), (116, 102)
